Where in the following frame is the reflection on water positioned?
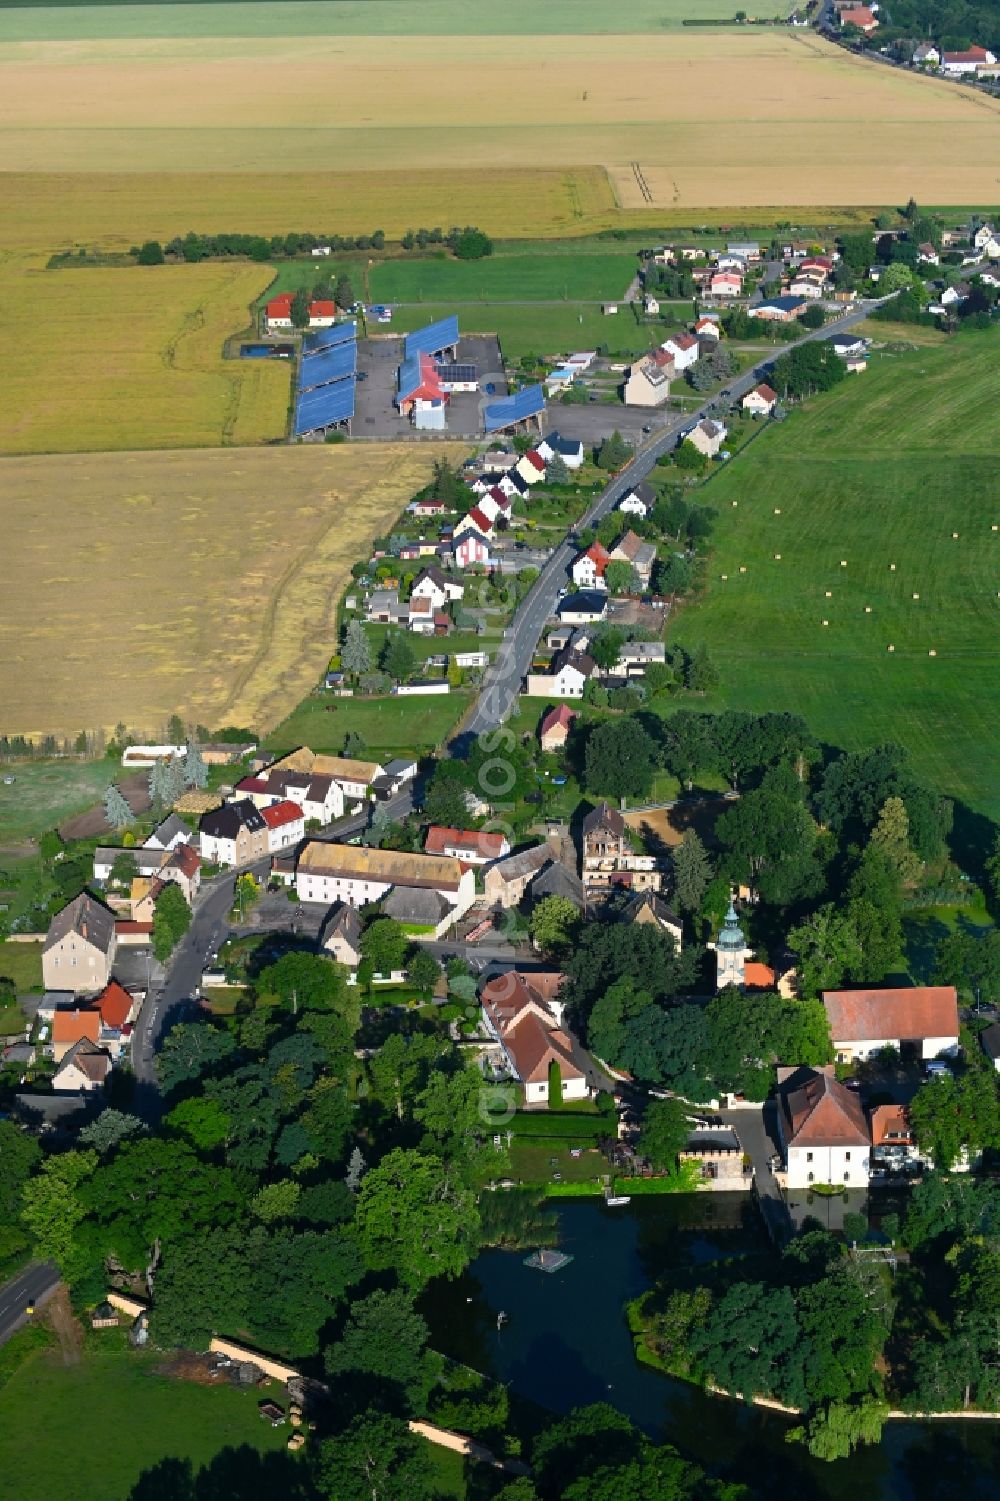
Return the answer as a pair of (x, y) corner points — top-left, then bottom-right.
(422, 1196), (1000, 1499)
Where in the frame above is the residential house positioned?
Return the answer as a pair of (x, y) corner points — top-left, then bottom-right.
(972, 222), (1000, 254)
(269, 749), (384, 805)
(709, 271), (742, 298)
(319, 902), (362, 969)
(380, 886), (454, 933)
(940, 282), (969, 307)
(572, 542), (611, 592)
(51, 1006), (100, 1064)
(480, 971), (590, 1106)
(615, 641), (666, 676)
(742, 382), (778, 416)
(265, 293), (337, 331)
(980, 1022), (1000, 1072)
(748, 296), (808, 322)
(155, 843), (201, 905)
(529, 857), (586, 911)
(660, 332), (700, 371)
(727, 240), (761, 262)
(536, 432), (584, 469)
(198, 799), (269, 868)
(92, 846), (172, 884)
(366, 589), (409, 627)
(618, 889), (683, 950)
(582, 802), (662, 892)
(715, 253), (748, 273)
(260, 800), (306, 853)
(942, 46), (995, 74)
(840, 5), (878, 29)
(411, 566), (464, 610)
(424, 826), (511, 867)
(483, 843), (553, 909)
(870, 1104), (926, 1175)
(799, 255), (835, 277)
(52, 1038), (112, 1093)
(557, 591), (608, 626)
(410, 498), (450, 519)
(94, 980), (136, 1036)
(407, 596), (438, 636)
(694, 316), (721, 342)
(515, 450), (547, 487)
(777, 1067), (871, 1189)
(623, 350), (673, 407)
(539, 703), (579, 751)
(822, 986), (960, 1063)
(451, 527), (493, 570)
(294, 842), (475, 934)
(257, 769), (344, 824)
(524, 647), (598, 699)
(684, 419), (727, 458)
(43, 893), (118, 994)
(144, 813), (193, 852)
(828, 333), (867, 358)
(619, 481), (656, 517)
(917, 242), (940, 265)
(610, 530), (656, 589)
(912, 41), (940, 64)
(787, 275), (825, 299)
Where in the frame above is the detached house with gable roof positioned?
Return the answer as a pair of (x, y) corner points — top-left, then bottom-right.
(199, 798), (269, 868)
(43, 893), (118, 994)
(777, 1066), (871, 1189)
(572, 542), (611, 592)
(480, 970), (590, 1106)
(660, 332), (700, 371)
(822, 986), (960, 1063)
(582, 802), (662, 893)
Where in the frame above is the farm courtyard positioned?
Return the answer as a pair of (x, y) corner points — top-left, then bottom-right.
(667, 328), (1000, 823)
(0, 444), (461, 741)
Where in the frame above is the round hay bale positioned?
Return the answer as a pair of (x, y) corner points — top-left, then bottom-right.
(774, 507), (781, 514)
(890, 563), (896, 571)
(992, 525), (998, 532)
(865, 606), (872, 613)
(887, 644), (895, 652)
(822, 619), (829, 626)
(952, 532), (959, 539)
(721, 573), (728, 580)
(774, 553), (781, 560)
(929, 649), (937, 657)
(732, 500), (738, 507)
(840, 560), (848, 567)
(739, 566), (746, 573)
(912, 593), (920, 600)
(825, 591), (832, 598)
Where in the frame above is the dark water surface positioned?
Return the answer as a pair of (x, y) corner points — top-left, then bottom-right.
(423, 1195), (1000, 1499)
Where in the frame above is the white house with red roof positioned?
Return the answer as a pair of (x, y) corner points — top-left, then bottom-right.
(777, 1067), (871, 1189)
(480, 970), (590, 1106)
(424, 826), (511, 867)
(709, 271), (742, 298)
(572, 541), (611, 591)
(451, 528), (493, 569)
(265, 293), (337, 331)
(821, 986), (960, 1063)
(539, 703), (579, 751)
(660, 332), (700, 370)
(840, 5), (878, 30)
(942, 44), (995, 73)
(260, 799), (305, 853)
(743, 382), (778, 416)
(694, 316), (721, 341)
(514, 449), (547, 486)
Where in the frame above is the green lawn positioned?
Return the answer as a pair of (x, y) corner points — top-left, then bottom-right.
(382, 301), (664, 361)
(368, 252), (637, 305)
(264, 691), (470, 760)
(0, 0), (794, 44)
(667, 330), (1000, 823)
(0, 1348), (290, 1501)
(0, 757), (119, 849)
(0, 941), (43, 991)
(511, 1141), (610, 1186)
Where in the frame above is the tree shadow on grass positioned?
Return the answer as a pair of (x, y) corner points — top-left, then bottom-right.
(127, 1444), (317, 1501)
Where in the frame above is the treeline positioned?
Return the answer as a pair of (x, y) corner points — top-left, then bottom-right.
(127, 224), (492, 266)
(876, 0), (1000, 56)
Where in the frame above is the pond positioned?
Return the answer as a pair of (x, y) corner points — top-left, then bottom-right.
(423, 1196), (1000, 1500)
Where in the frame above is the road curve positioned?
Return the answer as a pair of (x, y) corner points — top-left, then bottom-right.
(460, 299), (886, 742)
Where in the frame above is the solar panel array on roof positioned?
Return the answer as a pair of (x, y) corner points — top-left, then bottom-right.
(299, 339), (357, 392)
(294, 380), (355, 436)
(483, 384), (546, 433)
(397, 351), (425, 402)
(303, 319), (357, 355)
(404, 316), (459, 360)
(437, 364), (477, 383)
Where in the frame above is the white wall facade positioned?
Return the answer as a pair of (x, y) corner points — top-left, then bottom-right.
(786, 1143), (869, 1189)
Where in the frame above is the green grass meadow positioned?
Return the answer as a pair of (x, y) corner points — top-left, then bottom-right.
(0, 0), (792, 44)
(381, 301), (663, 361)
(263, 691), (471, 761)
(0, 940), (44, 990)
(669, 329), (1000, 821)
(0, 757), (118, 848)
(368, 252), (637, 305)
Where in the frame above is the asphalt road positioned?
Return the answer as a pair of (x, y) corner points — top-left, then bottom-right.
(129, 790), (413, 1115)
(459, 299), (886, 742)
(0, 1261), (59, 1348)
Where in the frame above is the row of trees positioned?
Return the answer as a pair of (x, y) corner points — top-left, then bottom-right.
(132, 230), (388, 265)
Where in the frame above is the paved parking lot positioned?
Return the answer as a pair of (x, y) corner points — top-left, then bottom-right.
(354, 334), (506, 440)
(548, 400), (677, 448)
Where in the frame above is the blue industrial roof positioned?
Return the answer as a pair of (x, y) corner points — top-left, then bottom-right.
(397, 351), (424, 402)
(294, 380), (355, 436)
(404, 315), (459, 359)
(299, 339), (357, 391)
(483, 384), (546, 433)
(752, 296), (808, 313)
(302, 319), (356, 355)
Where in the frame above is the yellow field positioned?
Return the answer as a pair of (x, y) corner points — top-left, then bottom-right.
(0, 445), (462, 737)
(2, 252), (287, 454)
(0, 31), (998, 206)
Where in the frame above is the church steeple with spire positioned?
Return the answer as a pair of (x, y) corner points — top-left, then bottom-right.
(712, 893), (752, 989)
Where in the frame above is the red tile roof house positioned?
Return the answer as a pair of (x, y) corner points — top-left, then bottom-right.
(571, 541), (611, 592)
(260, 798), (306, 853)
(265, 292), (338, 331)
(539, 703), (579, 751)
(776, 1066), (871, 1190)
(480, 970), (590, 1107)
(742, 382), (778, 416)
(822, 986), (960, 1064)
(840, 4), (878, 29)
(424, 826), (511, 867)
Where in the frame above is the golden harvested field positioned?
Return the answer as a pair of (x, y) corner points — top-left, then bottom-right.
(0, 445), (461, 738)
(0, 31), (998, 205)
(2, 252), (287, 454)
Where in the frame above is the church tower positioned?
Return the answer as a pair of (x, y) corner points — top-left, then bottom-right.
(714, 895), (752, 989)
